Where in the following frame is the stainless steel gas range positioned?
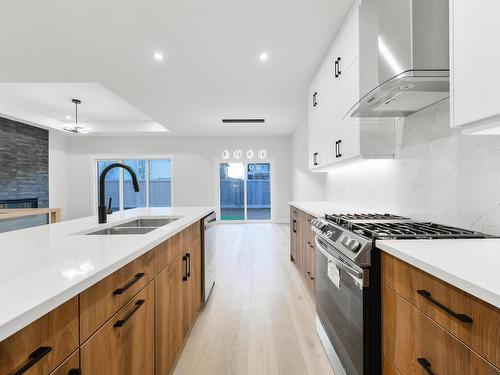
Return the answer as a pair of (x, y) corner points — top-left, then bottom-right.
(311, 213), (494, 375)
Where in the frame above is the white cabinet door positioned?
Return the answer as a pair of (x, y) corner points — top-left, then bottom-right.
(308, 62), (327, 169)
(451, 0), (500, 128)
(335, 4), (359, 83)
(337, 59), (361, 161)
(323, 39), (343, 165)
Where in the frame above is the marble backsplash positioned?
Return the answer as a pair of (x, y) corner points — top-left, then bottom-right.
(326, 99), (500, 235)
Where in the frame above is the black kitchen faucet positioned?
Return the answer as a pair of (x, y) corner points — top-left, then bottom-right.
(98, 163), (140, 224)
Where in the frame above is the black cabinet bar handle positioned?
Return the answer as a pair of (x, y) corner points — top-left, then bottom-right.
(13, 346), (52, 375)
(187, 253), (191, 278)
(335, 141), (339, 158)
(313, 92), (318, 107)
(292, 219), (297, 233)
(338, 139), (342, 157)
(417, 358), (435, 374)
(334, 58), (339, 78)
(113, 273), (145, 295)
(113, 299), (145, 328)
(183, 255), (188, 281)
(337, 57), (342, 76)
(417, 290), (473, 323)
(313, 152), (318, 166)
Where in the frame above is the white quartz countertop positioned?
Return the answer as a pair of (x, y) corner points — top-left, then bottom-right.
(0, 207), (214, 342)
(377, 239), (500, 308)
(289, 201), (376, 217)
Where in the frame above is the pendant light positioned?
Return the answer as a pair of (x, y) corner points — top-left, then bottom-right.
(63, 99), (92, 134)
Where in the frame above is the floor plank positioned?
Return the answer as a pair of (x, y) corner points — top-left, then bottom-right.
(173, 223), (335, 375)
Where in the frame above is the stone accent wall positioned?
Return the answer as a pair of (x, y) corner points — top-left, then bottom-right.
(0, 117), (49, 207)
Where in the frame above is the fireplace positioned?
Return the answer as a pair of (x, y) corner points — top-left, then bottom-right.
(0, 198), (39, 209)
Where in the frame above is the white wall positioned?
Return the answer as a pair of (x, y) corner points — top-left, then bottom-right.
(48, 131), (69, 219)
(324, 99), (500, 235)
(64, 135), (291, 222)
(290, 120), (326, 201)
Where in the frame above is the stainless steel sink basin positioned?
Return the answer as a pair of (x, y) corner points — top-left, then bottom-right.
(87, 227), (157, 235)
(114, 218), (179, 228)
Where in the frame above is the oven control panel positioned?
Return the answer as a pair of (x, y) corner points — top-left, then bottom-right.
(311, 218), (343, 242)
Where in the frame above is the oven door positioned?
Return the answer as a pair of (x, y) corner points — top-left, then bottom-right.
(315, 235), (365, 375)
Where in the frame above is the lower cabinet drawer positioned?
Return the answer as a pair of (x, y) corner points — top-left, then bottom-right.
(383, 286), (499, 375)
(183, 221), (200, 249)
(155, 231), (183, 274)
(79, 249), (155, 343)
(0, 297), (79, 375)
(81, 282), (155, 375)
(49, 349), (80, 375)
(382, 253), (500, 368)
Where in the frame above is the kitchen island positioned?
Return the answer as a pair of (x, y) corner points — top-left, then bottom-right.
(0, 206), (214, 374)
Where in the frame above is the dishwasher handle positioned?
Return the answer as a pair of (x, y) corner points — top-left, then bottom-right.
(204, 213), (217, 229)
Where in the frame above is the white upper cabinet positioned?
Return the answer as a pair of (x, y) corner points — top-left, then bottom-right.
(308, 61), (327, 169)
(308, 3), (395, 171)
(451, 0), (500, 133)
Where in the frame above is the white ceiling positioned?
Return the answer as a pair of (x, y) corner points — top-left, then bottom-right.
(0, 83), (166, 135)
(0, 0), (353, 136)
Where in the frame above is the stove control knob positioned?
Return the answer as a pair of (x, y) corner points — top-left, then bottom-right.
(347, 240), (361, 252)
(340, 235), (349, 246)
(311, 218), (317, 226)
(326, 231), (333, 238)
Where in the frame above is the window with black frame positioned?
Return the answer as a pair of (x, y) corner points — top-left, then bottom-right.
(97, 159), (172, 211)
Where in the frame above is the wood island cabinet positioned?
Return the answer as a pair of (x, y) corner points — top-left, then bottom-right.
(289, 205), (316, 294)
(0, 220), (204, 375)
(0, 297), (79, 375)
(156, 253), (185, 375)
(81, 282), (155, 375)
(156, 231), (202, 375)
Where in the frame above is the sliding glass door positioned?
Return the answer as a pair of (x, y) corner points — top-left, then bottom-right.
(219, 162), (271, 221)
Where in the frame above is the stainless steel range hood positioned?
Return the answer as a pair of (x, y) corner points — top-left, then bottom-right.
(347, 0), (449, 118)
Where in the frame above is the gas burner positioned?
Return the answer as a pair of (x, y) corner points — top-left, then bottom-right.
(326, 213), (409, 221)
(349, 221), (493, 240)
(325, 213), (410, 227)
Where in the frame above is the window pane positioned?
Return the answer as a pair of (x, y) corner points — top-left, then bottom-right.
(123, 160), (147, 210)
(247, 163), (271, 220)
(149, 160), (172, 207)
(97, 160), (120, 211)
(220, 163), (245, 220)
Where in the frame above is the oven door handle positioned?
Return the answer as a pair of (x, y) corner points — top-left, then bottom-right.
(315, 237), (363, 280)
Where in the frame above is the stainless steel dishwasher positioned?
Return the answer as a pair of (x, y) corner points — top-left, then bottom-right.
(201, 212), (216, 305)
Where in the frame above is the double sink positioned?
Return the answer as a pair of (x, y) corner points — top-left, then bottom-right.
(87, 217), (180, 235)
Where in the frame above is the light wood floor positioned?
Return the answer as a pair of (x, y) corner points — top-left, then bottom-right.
(173, 223), (335, 375)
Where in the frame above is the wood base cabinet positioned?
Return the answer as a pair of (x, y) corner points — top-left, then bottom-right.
(156, 228), (202, 375)
(156, 253), (186, 375)
(81, 282), (155, 375)
(289, 205), (316, 293)
(184, 236), (201, 336)
(49, 350), (80, 375)
(382, 252), (500, 374)
(0, 297), (79, 375)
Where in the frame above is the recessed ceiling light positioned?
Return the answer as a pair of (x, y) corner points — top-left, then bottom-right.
(152, 51), (165, 61)
(259, 52), (269, 62)
(65, 115), (71, 120)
